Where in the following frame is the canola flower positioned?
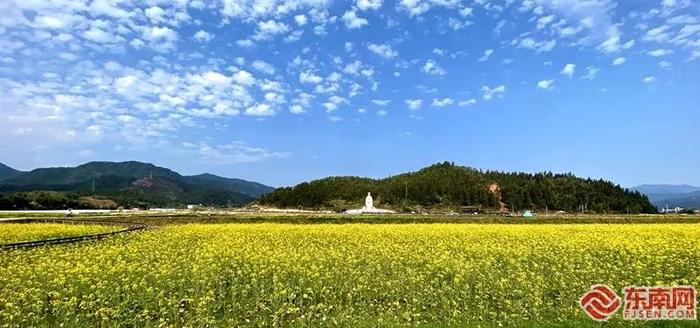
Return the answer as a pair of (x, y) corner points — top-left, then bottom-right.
(1, 223), (699, 327)
(0, 223), (120, 244)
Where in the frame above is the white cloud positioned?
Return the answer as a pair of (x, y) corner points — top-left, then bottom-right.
(377, 109), (387, 116)
(645, 25), (670, 43)
(612, 57), (626, 66)
(422, 60), (446, 76)
(517, 37), (556, 52)
(642, 76), (655, 83)
(145, 6), (166, 23)
(84, 27), (121, 44)
(237, 39), (254, 48)
(648, 49), (674, 57)
(299, 71), (323, 84)
(252, 60), (275, 75)
(458, 98), (477, 106)
(194, 30), (213, 42)
(399, 0), (459, 16)
(253, 20), (289, 40)
(232, 70), (255, 86)
(323, 102), (338, 112)
(431, 97), (454, 107)
(141, 26), (178, 51)
(245, 103), (275, 116)
(90, 0), (131, 19)
(367, 43), (397, 59)
(479, 49), (494, 62)
(482, 85), (506, 100)
(598, 26), (621, 53)
(204, 71), (232, 86)
(219, 0), (328, 19)
(357, 0), (383, 11)
(144, 26), (177, 41)
(115, 75), (138, 93)
(560, 64), (576, 77)
(343, 60), (363, 75)
(459, 7), (473, 17)
(290, 92), (313, 114)
(342, 10), (369, 29)
(676, 24), (700, 41)
(294, 14), (308, 26)
(658, 60), (672, 69)
(197, 141), (288, 164)
(447, 18), (471, 31)
(582, 66), (599, 80)
(58, 52), (78, 61)
(537, 15), (555, 29)
(372, 99), (390, 106)
(34, 15), (67, 29)
(289, 104), (305, 114)
(536, 79), (555, 91)
(405, 99), (422, 110)
(322, 95), (347, 112)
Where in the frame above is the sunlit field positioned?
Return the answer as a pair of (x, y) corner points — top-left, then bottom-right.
(0, 223), (119, 244)
(1, 222), (699, 327)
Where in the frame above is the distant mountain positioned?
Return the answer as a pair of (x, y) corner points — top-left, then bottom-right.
(259, 162), (656, 214)
(184, 173), (274, 197)
(654, 191), (700, 209)
(631, 184), (700, 195)
(2, 161), (181, 186)
(0, 163), (22, 181)
(0, 161), (274, 209)
(631, 184), (700, 209)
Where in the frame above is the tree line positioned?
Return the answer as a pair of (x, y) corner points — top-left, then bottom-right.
(258, 162), (656, 213)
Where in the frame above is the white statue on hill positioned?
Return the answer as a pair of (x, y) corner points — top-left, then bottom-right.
(346, 192), (395, 214)
(365, 192), (374, 211)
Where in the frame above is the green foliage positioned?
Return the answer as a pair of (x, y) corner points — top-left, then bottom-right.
(260, 162), (656, 214)
(0, 163), (22, 181)
(0, 161), (273, 209)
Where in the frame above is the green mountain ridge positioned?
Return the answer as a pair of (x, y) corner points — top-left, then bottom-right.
(259, 162), (656, 214)
(0, 161), (275, 209)
(651, 191), (700, 209)
(0, 163), (22, 180)
(631, 184), (700, 209)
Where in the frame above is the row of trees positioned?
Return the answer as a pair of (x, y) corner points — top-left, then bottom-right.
(259, 162), (656, 213)
(0, 176), (255, 210)
(0, 191), (107, 210)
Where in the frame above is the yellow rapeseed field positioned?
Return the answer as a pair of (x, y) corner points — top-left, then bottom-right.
(1, 223), (699, 327)
(0, 223), (119, 244)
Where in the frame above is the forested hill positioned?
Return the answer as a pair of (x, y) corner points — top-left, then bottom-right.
(258, 162), (656, 214)
(0, 163), (22, 180)
(0, 161), (274, 209)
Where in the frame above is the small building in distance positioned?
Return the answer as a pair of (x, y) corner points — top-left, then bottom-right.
(461, 205), (481, 215)
(660, 207), (683, 214)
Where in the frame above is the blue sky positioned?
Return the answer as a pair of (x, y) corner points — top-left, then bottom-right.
(0, 0), (698, 187)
